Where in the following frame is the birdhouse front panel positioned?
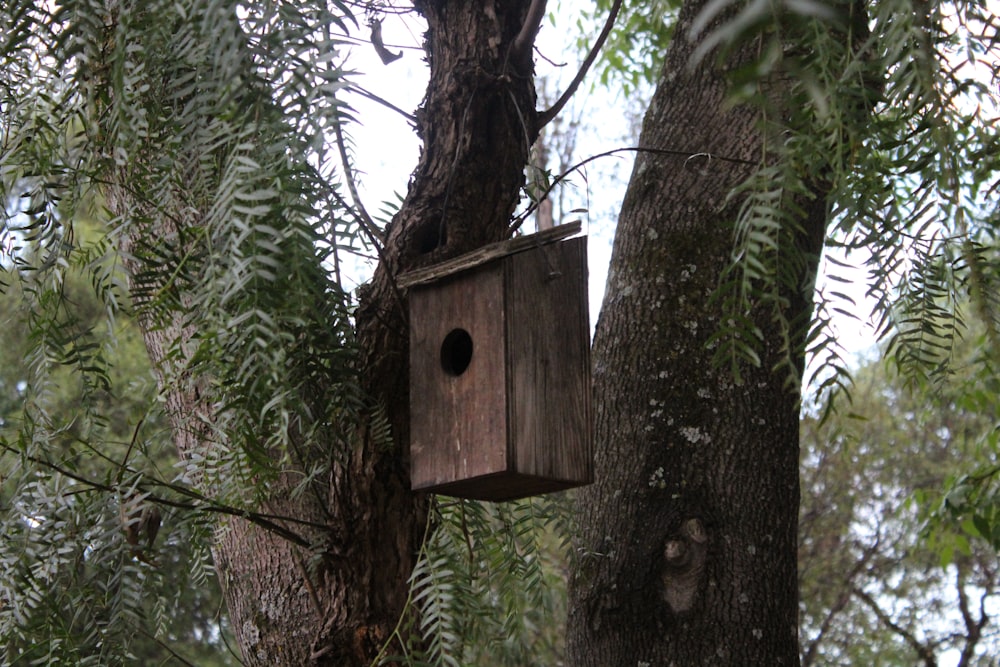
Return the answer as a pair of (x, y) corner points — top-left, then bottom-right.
(406, 227), (593, 501)
(408, 263), (509, 492)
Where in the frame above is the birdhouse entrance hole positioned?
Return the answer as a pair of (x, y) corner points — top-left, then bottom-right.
(440, 328), (473, 376)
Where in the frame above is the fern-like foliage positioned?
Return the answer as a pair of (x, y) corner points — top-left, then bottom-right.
(2, 1), (576, 664)
(2, 1), (578, 664)
(92, 0), (365, 500)
(377, 494), (574, 667)
(692, 0), (1000, 551)
(688, 1), (1000, 399)
(1, 0), (367, 661)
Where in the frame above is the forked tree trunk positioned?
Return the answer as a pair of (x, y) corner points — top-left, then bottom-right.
(112, 2), (538, 666)
(565, 3), (829, 664)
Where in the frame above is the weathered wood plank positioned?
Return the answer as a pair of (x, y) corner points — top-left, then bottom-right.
(409, 263), (508, 490)
(398, 221), (582, 289)
(507, 236), (592, 484)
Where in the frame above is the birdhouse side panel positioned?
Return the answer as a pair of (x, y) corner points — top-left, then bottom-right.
(408, 265), (510, 491)
(505, 236), (593, 485)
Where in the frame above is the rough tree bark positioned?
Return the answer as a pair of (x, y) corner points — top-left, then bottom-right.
(565, 2), (831, 665)
(111, 2), (539, 666)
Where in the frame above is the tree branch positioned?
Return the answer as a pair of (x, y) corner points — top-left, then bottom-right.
(511, 0), (547, 71)
(801, 537), (880, 666)
(1, 441), (319, 548)
(509, 146), (756, 234)
(852, 586), (938, 667)
(316, 171), (408, 325)
(954, 560), (989, 667)
(333, 117), (383, 245)
(345, 84), (417, 125)
(538, 0), (623, 127)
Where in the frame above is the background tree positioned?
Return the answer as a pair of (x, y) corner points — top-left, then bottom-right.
(800, 340), (999, 666)
(0, 217), (237, 664)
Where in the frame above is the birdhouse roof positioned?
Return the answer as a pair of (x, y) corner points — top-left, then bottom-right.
(398, 221), (582, 289)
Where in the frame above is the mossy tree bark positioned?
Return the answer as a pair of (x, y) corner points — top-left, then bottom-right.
(565, 2), (832, 664)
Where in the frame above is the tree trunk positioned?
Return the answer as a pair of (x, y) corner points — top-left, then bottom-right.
(111, 2), (538, 666)
(565, 3), (828, 664)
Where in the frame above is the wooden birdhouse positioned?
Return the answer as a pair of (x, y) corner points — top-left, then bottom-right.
(402, 224), (593, 501)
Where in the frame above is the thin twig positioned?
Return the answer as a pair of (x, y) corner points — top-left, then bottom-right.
(345, 84), (417, 124)
(137, 626), (200, 667)
(318, 178), (408, 323)
(511, 0), (548, 71)
(538, 0), (623, 127)
(293, 550), (326, 636)
(333, 118), (383, 245)
(114, 417), (145, 488)
(509, 146), (757, 234)
(320, 124), (411, 320)
(3, 441), (318, 547)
